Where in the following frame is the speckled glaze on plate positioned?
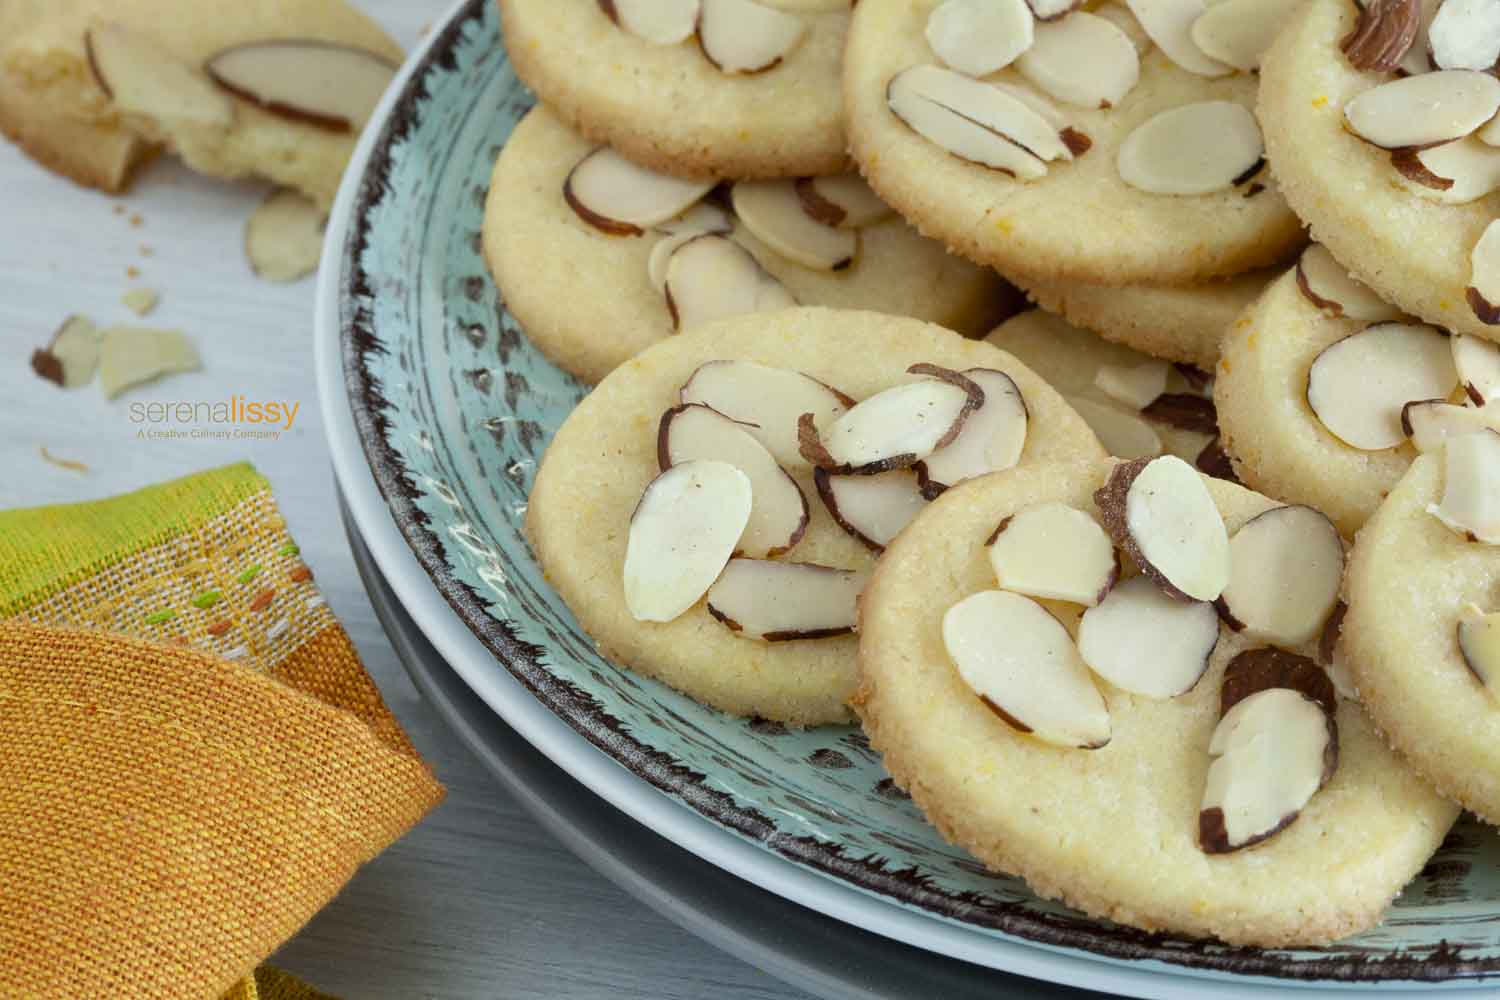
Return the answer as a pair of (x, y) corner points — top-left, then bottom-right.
(330, 0), (1500, 989)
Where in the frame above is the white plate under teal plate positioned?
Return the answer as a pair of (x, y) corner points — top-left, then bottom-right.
(315, 1), (1500, 994)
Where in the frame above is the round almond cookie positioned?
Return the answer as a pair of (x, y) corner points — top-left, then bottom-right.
(526, 307), (1105, 725)
(498, 0), (850, 180)
(856, 456), (1457, 946)
(1260, 0), (1500, 342)
(1345, 448), (1500, 823)
(486, 106), (1009, 384)
(1214, 249), (1476, 536)
(842, 0), (1305, 287)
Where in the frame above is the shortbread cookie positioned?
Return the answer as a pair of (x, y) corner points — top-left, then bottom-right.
(1260, 0), (1500, 341)
(856, 457), (1456, 946)
(986, 310), (1222, 468)
(842, 0), (1304, 286)
(499, 0), (849, 180)
(526, 307), (1105, 724)
(1345, 446), (1500, 823)
(0, 0), (401, 208)
(1014, 267), (1280, 369)
(488, 106), (1009, 384)
(1214, 248), (1482, 536)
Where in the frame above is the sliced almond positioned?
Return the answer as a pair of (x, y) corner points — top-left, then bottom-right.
(1067, 396), (1164, 459)
(1402, 398), (1500, 451)
(86, 23), (234, 126)
(1429, 0), (1500, 71)
(647, 204), (736, 292)
(623, 460), (752, 622)
(205, 40), (396, 133)
(1077, 575), (1220, 697)
(1468, 219), (1500, 325)
(1215, 506), (1344, 646)
(698, 0), (807, 74)
(987, 502), (1118, 606)
(1017, 12), (1140, 109)
(794, 175), (893, 229)
(1295, 244), (1403, 321)
(1394, 137), (1500, 204)
(1454, 333), (1500, 404)
(1095, 360), (1168, 410)
(31, 316), (101, 389)
(680, 360), (852, 468)
(1479, 113), (1500, 146)
(988, 79), (1070, 129)
(659, 404), (809, 558)
(664, 235), (797, 331)
(1093, 3), (1154, 53)
(1117, 101), (1263, 195)
(1141, 393), (1219, 434)
(1095, 455), (1230, 602)
(600, 0), (701, 44)
(1028, 0), (1084, 18)
(1306, 323), (1457, 450)
(1341, 0), (1421, 72)
(926, 0), (1036, 77)
(942, 590), (1111, 748)
(886, 65), (1062, 178)
(1189, 0), (1304, 71)
(917, 368), (1029, 494)
(706, 558), (867, 640)
(800, 366), (982, 475)
(564, 148), (716, 236)
(815, 469), (929, 552)
(730, 180), (858, 270)
(1125, 0), (1232, 76)
(1430, 428), (1500, 542)
(97, 327), (201, 399)
(245, 188), (325, 283)
(1458, 603), (1500, 700)
(1344, 71), (1500, 150)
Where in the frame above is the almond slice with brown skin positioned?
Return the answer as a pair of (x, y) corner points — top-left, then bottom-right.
(623, 459), (752, 622)
(664, 235), (797, 330)
(205, 40), (396, 133)
(1428, 0), (1500, 72)
(799, 367), (983, 475)
(1117, 102), (1263, 195)
(1200, 649), (1338, 854)
(1402, 399), (1500, 451)
(1453, 333), (1500, 404)
(697, 0), (807, 74)
(564, 148), (716, 236)
(1341, 0), (1421, 72)
(1468, 220), (1500, 324)
(32, 316), (101, 390)
(916, 368), (1029, 494)
(1095, 455), (1230, 602)
(1141, 393), (1219, 434)
(1394, 137), (1500, 204)
(987, 502), (1118, 606)
(1214, 506), (1345, 645)
(659, 404), (809, 558)
(1094, 360), (1168, 410)
(730, 180), (858, 270)
(681, 360), (852, 468)
(1066, 396), (1164, 459)
(1017, 12), (1140, 109)
(706, 559), (867, 640)
(794, 175), (893, 229)
(1077, 575), (1220, 696)
(1126, 0), (1232, 76)
(87, 22), (234, 126)
(815, 469), (929, 552)
(886, 66), (1056, 178)
(1430, 428), (1500, 541)
(926, 0), (1036, 76)
(1458, 603), (1500, 700)
(647, 204), (736, 292)
(1189, 0), (1304, 70)
(1306, 322), (1457, 450)
(943, 590), (1111, 749)
(1344, 71), (1500, 150)
(245, 188), (325, 283)
(1295, 244), (1402, 321)
(599, 0), (700, 44)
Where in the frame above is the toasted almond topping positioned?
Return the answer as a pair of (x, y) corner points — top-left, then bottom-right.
(802, 368), (982, 474)
(1306, 322), (1457, 450)
(1067, 396), (1164, 458)
(1017, 12), (1140, 108)
(664, 235), (797, 330)
(1189, 0), (1304, 71)
(624, 460), (752, 621)
(245, 188), (325, 283)
(1215, 506), (1344, 646)
(731, 180), (858, 270)
(1454, 333), (1500, 404)
(1458, 603), (1500, 700)
(87, 22), (234, 126)
(680, 360), (851, 468)
(886, 65), (1065, 177)
(1344, 71), (1500, 150)
(1430, 429), (1500, 542)
(1340, 0), (1420, 71)
(1095, 359), (1168, 410)
(647, 204), (736, 292)
(1396, 137), (1500, 204)
(564, 148), (716, 236)
(943, 590), (1111, 748)
(988, 502), (1118, 606)
(599, 0), (700, 44)
(917, 368), (1029, 494)
(794, 175), (894, 229)
(705, 559), (867, 640)
(1078, 575), (1219, 697)
(32, 316), (101, 389)
(815, 469), (929, 552)
(1095, 455), (1230, 602)
(1125, 0), (1232, 76)
(697, 0), (807, 74)
(926, 0), (1036, 76)
(1402, 399), (1500, 451)
(1295, 244), (1403, 321)
(1429, 0), (1500, 72)
(1117, 101), (1263, 195)
(204, 40), (396, 132)
(1468, 219), (1500, 325)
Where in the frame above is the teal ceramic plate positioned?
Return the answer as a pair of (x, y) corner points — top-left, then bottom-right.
(321, 0), (1500, 993)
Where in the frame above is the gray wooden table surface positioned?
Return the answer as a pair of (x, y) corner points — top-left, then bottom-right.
(0, 3), (809, 996)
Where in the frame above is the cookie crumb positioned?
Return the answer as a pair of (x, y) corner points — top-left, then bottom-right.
(121, 287), (160, 317)
(139, 244), (154, 257)
(126, 265), (141, 279)
(129, 213), (144, 227)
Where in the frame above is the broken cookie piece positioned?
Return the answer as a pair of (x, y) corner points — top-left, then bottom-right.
(245, 188), (326, 282)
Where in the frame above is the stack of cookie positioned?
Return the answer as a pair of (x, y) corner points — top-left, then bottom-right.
(508, 0), (1500, 952)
